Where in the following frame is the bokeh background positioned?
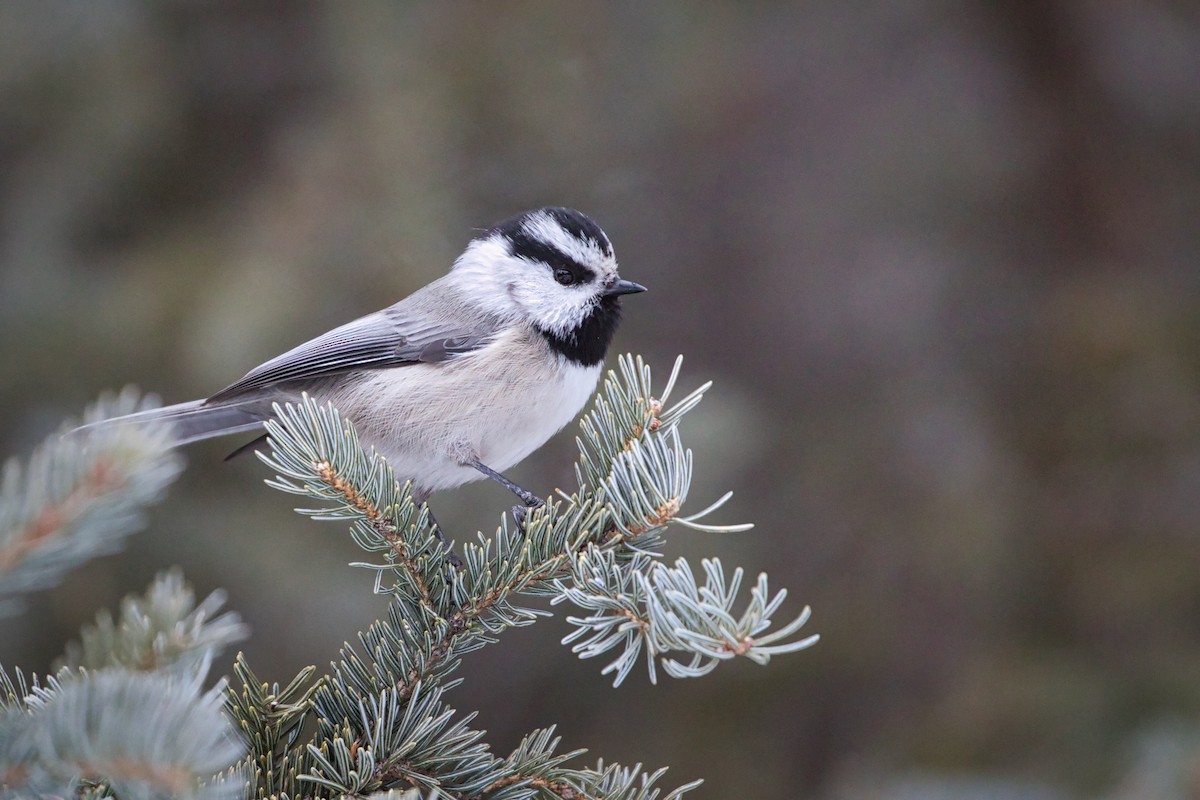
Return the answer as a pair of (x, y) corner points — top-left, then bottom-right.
(3, 3), (1200, 798)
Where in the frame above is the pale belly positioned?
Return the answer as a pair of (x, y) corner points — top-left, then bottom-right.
(319, 328), (601, 494)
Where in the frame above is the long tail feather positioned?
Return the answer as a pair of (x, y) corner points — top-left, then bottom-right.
(73, 399), (267, 446)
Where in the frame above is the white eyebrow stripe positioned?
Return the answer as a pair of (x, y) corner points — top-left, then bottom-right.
(522, 212), (606, 267)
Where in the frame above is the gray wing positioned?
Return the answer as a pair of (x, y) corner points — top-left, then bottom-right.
(207, 293), (496, 402)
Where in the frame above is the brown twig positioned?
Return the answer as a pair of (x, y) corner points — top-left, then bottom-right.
(480, 772), (594, 799)
(0, 458), (120, 573)
(313, 460), (434, 609)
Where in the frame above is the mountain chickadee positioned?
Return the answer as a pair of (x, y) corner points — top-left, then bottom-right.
(88, 207), (645, 550)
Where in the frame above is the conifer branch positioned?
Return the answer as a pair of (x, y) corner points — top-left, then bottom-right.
(2, 356), (812, 800)
(0, 667), (243, 800)
(226, 654), (320, 800)
(554, 547), (819, 686)
(257, 355), (811, 690)
(233, 354), (802, 797)
(258, 400), (458, 620)
(56, 569), (248, 676)
(574, 762), (703, 800)
(0, 390), (183, 617)
(3, 570), (249, 799)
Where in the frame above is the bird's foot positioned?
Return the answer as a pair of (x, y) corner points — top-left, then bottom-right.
(511, 495), (546, 529)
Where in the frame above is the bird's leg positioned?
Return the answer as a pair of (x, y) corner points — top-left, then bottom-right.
(467, 459), (545, 526)
(412, 491), (462, 570)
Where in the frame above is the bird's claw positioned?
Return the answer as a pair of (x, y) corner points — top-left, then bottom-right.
(511, 495), (545, 529)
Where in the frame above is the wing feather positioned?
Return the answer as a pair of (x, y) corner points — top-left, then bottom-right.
(206, 294), (497, 402)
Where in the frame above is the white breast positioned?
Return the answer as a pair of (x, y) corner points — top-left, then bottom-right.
(319, 326), (602, 495)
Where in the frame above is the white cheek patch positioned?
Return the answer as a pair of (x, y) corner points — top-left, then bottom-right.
(449, 238), (522, 319)
(510, 273), (596, 335)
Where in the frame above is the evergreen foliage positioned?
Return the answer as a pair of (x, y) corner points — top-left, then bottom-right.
(0, 356), (817, 799)
(0, 390), (183, 617)
(56, 569), (249, 677)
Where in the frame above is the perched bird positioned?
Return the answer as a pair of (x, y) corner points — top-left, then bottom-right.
(85, 207), (645, 550)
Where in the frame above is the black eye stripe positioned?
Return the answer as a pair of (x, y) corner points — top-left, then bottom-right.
(505, 230), (595, 285)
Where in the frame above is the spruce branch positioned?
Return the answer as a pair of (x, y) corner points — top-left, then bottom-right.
(554, 547), (819, 686)
(479, 727), (584, 798)
(303, 680), (507, 798)
(211, 353), (810, 798)
(57, 569), (248, 676)
(300, 691), (700, 800)
(0, 667), (243, 800)
(256, 355), (811, 689)
(0, 359), (777, 799)
(0, 390), (183, 616)
(573, 762), (703, 800)
(474, 729), (699, 800)
(226, 654), (320, 800)
(257, 398), (459, 618)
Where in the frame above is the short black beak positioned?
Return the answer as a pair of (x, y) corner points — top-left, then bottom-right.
(604, 279), (647, 297)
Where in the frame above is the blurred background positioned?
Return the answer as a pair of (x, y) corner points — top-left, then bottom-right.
(2, 2), (1200, 797)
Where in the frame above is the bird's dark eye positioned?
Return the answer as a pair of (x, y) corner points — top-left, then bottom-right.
(554, 268), (576, 286)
